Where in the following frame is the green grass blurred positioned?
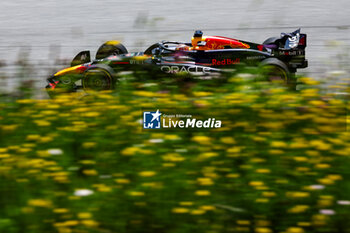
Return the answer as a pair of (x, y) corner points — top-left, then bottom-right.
(0, 75), (349, 233)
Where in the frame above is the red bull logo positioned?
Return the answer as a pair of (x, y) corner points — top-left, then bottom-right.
(212, 58), (240, 66)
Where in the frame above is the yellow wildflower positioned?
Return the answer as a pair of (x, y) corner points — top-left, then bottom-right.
(286, 227), (305, 233)
(139, 171), (156, 177)
(28, 199), (52, 208)
(255, 227), (272, 233)
(78, 212), (92, 219)
(121, 147), (139, 156)
(82, 169), (98, 176)
(192, 136), (211, 145)
(195, 190), (211, 196)
(172, 208), (189, 214)
(115, 178), (130, 184)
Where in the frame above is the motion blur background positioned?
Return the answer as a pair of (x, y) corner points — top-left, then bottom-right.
(0, 0), (350, 96)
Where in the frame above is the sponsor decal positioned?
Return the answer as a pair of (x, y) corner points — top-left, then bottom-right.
(279, 50), (305, 56)
(246, 56), (266, 60)
(160, 65), (211, 74)
(129, 59), (145, 65)
(212, 58), (240, 65)
(143, 110), (222, 129)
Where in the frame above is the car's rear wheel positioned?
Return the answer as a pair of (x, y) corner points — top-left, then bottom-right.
(259, 58), (296, 89)
(82, 68), (114, 92)
(261, 64), (288, 82)
(95, 41), (128, 59)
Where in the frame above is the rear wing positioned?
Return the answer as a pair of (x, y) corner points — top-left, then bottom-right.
(278, 29), (308, 69)
(283, 29), (307, 50)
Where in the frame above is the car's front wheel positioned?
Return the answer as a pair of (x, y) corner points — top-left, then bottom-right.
(82, 68), (114, 92)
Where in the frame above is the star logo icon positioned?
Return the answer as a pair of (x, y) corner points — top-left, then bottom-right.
(143, 110), (162, 129)
(150, 109), (162, 122)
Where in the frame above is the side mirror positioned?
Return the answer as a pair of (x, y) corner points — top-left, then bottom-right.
(71, 51), (91, 67)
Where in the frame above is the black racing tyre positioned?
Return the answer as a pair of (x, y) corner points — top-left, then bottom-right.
(259, 58), (296, 89)
(95, 41), (128, 59)
(144, 43), (159, 55)
(82, 68), (114, 92)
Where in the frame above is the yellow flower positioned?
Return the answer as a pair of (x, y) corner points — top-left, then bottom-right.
(97, 185), (112, 192)
(327, 174), (342, 180)
(197, 177), (214, 186)
(297, 222), (311, 227)
(318, 178), (334, 185)
(199, 205), (216, 211)
(256, 169), (271, 174)
(255, 227), (272, 233)
(288, 205), (310, 213)
(286, 192), (310, 198)
(317, 199), (333, 207)
(309, 100), (325, 106)
(220, 137), (236, 144)
(83, 112), (100, 117)
(262, 192), (276, 197)
(294, 157), (308, 162)
(0, 148), (8, 153)
(190, 209), (206, 215)
(78, 212), (92, 219)
(16, 99), (34, 104)
(133, 91), (154, 97)
(28, 199), (52, 208)
(270, 141), (288, 148)
(301, 88), (319, 97)
(315, 163), (331, 169)
(139, 171), (156, 177)
(227, 146), (241, 154)
(192, 136), (211, 145)
(129, 191), (145, 196)
(53, 208), (69, 214)
(226, 173), (240, 178)
(179, 202), (193, 206)
(34, 120), (51, 127)
(164, 134), (180, 140)
(115, 178), (130, 184)
(63, 220), (79, 226)
(39, 136), (54, 143)
(26, 134), (41, 141)
(82, 142), (97, 149)
(255, 198), (269, 203)
(237, 220), (250, 225)
(2, 125), (18, 131)
(0, 154), (10, 159)
(81, 220), (99, 227)
(172, 208), (189, 214)
(193, 91), (212, 97)
(249, 181), (264, 187)
(82, 169), (98, 176)
(162, 153), (185, 162)
(299, 77), (320, 85)
(121, 147), (139, 156)
(286, 227), (305, 233)
(195, 190), (211, 196)
(198, 152), (219, 160)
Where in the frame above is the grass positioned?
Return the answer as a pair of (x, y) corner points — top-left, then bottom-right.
(0, 74), (349, 233)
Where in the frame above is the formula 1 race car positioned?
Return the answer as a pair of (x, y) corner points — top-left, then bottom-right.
(46, 29), (307, 97)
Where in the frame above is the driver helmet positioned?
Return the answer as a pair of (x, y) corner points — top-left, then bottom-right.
(191, 30), (203, 47)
